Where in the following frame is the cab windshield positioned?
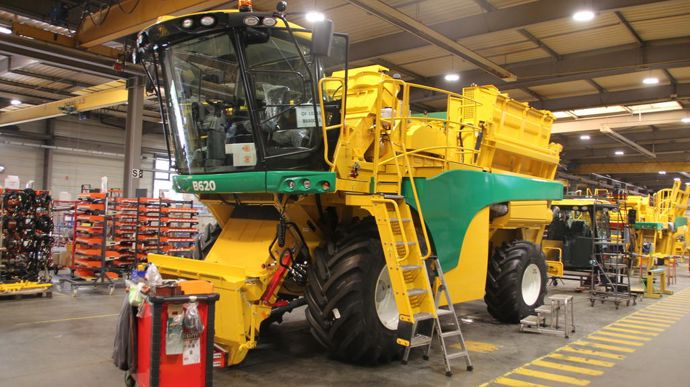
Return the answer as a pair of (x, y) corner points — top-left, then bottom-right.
(158, 27), (346, 174)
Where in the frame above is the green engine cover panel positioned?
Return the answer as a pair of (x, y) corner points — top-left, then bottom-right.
(173, 171), (336, 194)
(402, 170), (563, 271)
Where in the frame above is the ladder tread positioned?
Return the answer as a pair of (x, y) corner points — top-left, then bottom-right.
(395, 241), (417, 247)
(535, 305), (552, 314)
(401, 264), (422, 271)
(390, 217), (412, 223)
(440, 330), (463, 338)
(437, 308), (454, 316)
(445, 351), (468, 360)
(382, 194), (404, 200)
(410, 334), (432, 348)
(407, 288), (428, 297)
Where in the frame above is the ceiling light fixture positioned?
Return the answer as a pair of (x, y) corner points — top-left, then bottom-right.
(444, 73), (460, 82)
(681, 117), (690, 124)
(642, 77), (659, 85)
(572, 10), (595, 22)
(580, 134), (591, 140)
(0, 26), (11, 34)
(673, 177), (681, 181)
(305, 11), (325, 23)
(10, 99), (21, 106)
(614, 150), (624, 156)
(658, 171), (667, 175)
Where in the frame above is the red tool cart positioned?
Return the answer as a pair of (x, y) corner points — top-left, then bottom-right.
(127, 293), (219, 387)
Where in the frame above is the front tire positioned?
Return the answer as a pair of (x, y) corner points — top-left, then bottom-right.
(484, 240), (547, 323)
(305, 219), (400, 364)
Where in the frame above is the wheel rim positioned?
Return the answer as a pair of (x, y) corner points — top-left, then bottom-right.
(375, 267), (399, 330)
(521, 263), (542, 306)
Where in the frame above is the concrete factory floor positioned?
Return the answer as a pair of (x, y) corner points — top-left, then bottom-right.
(1, 271), (689, 387)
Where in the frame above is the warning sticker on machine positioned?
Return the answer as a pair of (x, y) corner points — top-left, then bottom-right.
(295, 105), (322, 128)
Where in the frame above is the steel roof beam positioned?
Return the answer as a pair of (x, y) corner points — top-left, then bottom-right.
(572, 162), (690, 174)
(600, 125), (655, 158)
(350, 0), (661, 63)
(534, 83), (690, 111)
(614, 11), (644, 45)
(76, 0), (230, 48)
(411, 37), (690, 103)
(0, 33), (143, 78)
(517, 28), (562, 61)
(552, 110), (690, 134)
(9, 69), (95, 89)
(346, 0), (516, 81)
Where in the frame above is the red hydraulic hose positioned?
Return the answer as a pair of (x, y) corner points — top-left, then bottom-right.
(260, 249), (292, 306)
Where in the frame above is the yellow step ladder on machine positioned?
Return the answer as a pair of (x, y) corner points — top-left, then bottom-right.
(371, 196), (473, 376)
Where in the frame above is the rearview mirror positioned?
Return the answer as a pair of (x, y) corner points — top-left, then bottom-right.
(311, 19), (334, 57)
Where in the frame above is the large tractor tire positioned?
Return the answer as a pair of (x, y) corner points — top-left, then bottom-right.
(484, 240), (547, 323)
(305, 219), (400, 364)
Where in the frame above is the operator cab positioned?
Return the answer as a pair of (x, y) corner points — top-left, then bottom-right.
(135, 4), (348, 175)
(544, 200), (621, 270)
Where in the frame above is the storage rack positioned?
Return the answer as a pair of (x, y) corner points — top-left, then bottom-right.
(159, 199), (199, 258)
(58, 189), (118, 296)
(0, 188), (53, 287)
(136, 198), (163, 264)
(110, 196), (138, 270)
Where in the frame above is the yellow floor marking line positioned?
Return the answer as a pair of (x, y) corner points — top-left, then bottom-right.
(559, 346), (625, 360)
(493, 377), (550, 387)
(612, 323), (664, 332)
(594, 331), (651, 341)
(630, 313), (680, 321)
(513, 368), (590, 386)
(13, 313), (118, 326)
(619, 319), (671, 327)
(602, 326), (658, 336)
(461, 340), (500, 353)
(546, 353), (615, 368)
(481, 288), (690, 386)
(531, 359), (604, 376)
(587, 336), (644, 347)
(573, 340), (636, 353)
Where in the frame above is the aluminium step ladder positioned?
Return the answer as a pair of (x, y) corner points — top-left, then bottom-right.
(400, 256), (473, 377)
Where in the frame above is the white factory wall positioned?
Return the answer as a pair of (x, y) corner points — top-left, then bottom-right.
(0, 115), (165, 199)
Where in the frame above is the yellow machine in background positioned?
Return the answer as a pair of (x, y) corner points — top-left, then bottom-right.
(137, 5), (563, 367)
(623, 180), (690, 261)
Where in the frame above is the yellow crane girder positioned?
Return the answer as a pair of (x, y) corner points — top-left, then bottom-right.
(76, 0), (230, 47)
(0, 86), (130, 127)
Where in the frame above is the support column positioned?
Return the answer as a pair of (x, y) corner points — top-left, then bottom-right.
(42, 119), (54, 191)
(123, 76), (144, 197)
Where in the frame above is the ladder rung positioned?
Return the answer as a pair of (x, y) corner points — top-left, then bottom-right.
(446, 351), (468, 360)
(407, 288), (428, 297)
(383, 194), (404, 200)
(413, 312), (434, 322)
(437, 308), (454, 317)
(441, 330), (463, 338)
(390, 217), (412, 223)
(396, 241), (417, 247)
(401, 264), (422, 271)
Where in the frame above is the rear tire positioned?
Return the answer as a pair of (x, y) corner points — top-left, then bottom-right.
(305, 218), (400, 364)
(484, 240), (547, 323)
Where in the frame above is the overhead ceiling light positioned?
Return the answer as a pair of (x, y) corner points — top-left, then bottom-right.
(305, 11), (325, 23)
(614, 150), (624, 156)
(10, 99), (21, 106)
(681, 117), (690, 124)
(673, 177), (681, 181)
(0, 26), (11, 34)
(580, 134), (591, 140)
(642, 77), (659, 85)
(658, 171), (667, 175)
(0, 165), (5, 173)
(572, 10), (595, 22)
(444, 73), (460, 82)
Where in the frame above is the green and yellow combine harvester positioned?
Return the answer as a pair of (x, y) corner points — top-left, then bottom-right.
(136, 2), (563, 369)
